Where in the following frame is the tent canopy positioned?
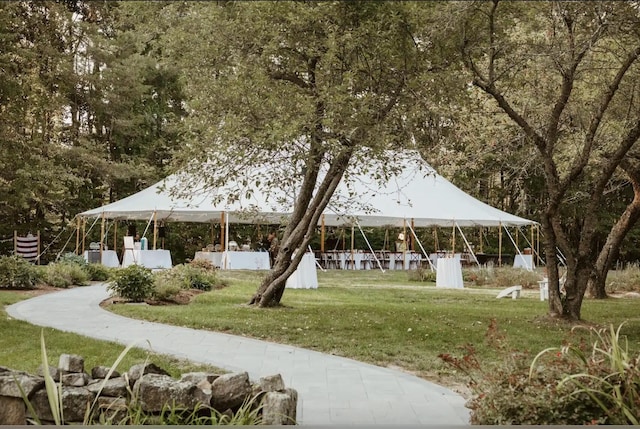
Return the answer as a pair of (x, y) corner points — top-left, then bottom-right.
(78, 153), (536, 228)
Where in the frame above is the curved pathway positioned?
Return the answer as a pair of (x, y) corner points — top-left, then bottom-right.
(7, 284), (470, 425)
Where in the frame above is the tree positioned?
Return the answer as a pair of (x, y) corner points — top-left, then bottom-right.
(167, 2), (455, 306)
(457, 1), (640, 319)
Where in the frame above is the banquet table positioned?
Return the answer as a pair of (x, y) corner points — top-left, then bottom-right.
(513, 254), (534, 270)
(83, 250), (120, 268)
(194, 251), (270, 270)
(285, 253), (318, 289)
(122, 249), (172, 270)
(435, 257), (464, 289)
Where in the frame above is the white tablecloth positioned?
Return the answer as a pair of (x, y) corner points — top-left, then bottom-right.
(513, 254), (534, 270)
(122, 249), (172, 269)
(195, 251), (270, 270)
(436, 258), (464, 289)
(286, 253), (318, 289)
(83, 250), (120, 268)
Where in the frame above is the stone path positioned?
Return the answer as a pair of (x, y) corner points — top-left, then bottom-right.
(6, 284), (470, 425)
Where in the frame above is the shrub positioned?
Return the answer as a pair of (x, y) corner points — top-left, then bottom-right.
(188, 258), (217, 272)
(440, 320), (614, 424)
(84, 263), (111, 281)
(44, 262), (90, 288)
(407, 266), (436, 282)
(58, 252), (88, 267)
(154, 264), (225, 293)
(606, 263), (640, 293)
(0, 255), (40, 289)
(108, 265), (154, 302)
(531, 324), (640, 424)
(152, 282), (183, 301)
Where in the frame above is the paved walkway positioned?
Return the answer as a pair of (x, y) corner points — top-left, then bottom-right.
(6, 284), (470, 425)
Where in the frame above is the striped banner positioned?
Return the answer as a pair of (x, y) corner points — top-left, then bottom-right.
(15, 232), (40, 263)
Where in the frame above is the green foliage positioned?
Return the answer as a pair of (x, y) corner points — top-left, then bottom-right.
(467, 267), (542, 289)
(606, 263), (640, 293)
(407, 266), (436, 282)
(152, 282), (183, 301)
(43, 262), (90, 288)
(108, 265), (154, 302)
(83, 263), (112, 282)
(0, 256), (41, 290)
(58, 252), (87, 266)
(532, 324), (640, 425)
(154, 263), (224, 293)
(440, 320), (627, 424)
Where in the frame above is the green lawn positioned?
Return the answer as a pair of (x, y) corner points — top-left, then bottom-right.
(0, 290), (222, 377)
(106, 270), (640, 388)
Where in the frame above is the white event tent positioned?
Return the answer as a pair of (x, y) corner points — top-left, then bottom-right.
(77, 152), (537, 269)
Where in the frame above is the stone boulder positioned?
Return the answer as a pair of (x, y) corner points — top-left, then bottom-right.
(210, 371), (252, 411)
(59, 354), (84, 373)
(133, 373), (203, 412)
(0, 371), (44, 398)
(261, 388), (298, 425)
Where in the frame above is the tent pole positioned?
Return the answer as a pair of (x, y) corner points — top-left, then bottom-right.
(356, 221), (385, 272)
(100, 213), (105, 261)
(451, 223), (456, 255)
(479, 227), (483, 253)
(498, 222), (502, 266)
(410, 218), (415, 251)
(220, 212), (225, 252)
(75, 217), (80, 254)
(320, 214), (325, 253)
(153, 211), (158, 250)
(433, 227), (439, 251)
(408, 224), (436, 271)
(350, 225), (355, 270)
(456, 223), (481, 268)
(224, 211), (229, 269)
(210, 221), (215, 247)
(81, 218), (86, 254)
(114, 220), (118, 252)
(37, 230), (40, 265)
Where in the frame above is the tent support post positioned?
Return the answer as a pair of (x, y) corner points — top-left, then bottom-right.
(153, 212), (158, 250)
(479, 227), (483, 253)
(410, 219), (415, 251)
(100, 213), (105, 261)
(504, 224), (531, 271)
(224, 211), (229, 269)
(81, 218), (86, 254)
(321, 214), (325, 253)
(113, 220), (118, 253)
(498, 222), (502, 266)
(455, 223), (481, 268)
(403, 219), (407, 252)
(75, 217), (80, 254)
(356, 221), (385, 272)
(451, 222), (456, 254)
(350, 225), (355, 270)
(220, 212), (225, 252)
(407, 224), (436, 271)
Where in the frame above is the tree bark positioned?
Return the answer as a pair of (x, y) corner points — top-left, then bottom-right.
(587, 163), (640, 298)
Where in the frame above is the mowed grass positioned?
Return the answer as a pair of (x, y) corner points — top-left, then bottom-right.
(106, 270), (640, 386)
(0, 290), (222, 376)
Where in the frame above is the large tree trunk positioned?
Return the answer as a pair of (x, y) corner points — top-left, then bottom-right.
(248, 146), (356, 307)
(587, 164), (640, 298)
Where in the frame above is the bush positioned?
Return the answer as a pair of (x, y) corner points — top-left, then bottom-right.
(154, 264), (225, 293)
(462, 267), (542, 289)
(152, 282), (184, 301)
(606, 263), (640, 293)
(58, 252), (87, 266)
(108, 265), (154, 302)
(0, 255), (41, 289)
(44, 262), (90, 288)
(440, 320), (633, 424)
(407, 266), (436, 282)
(84, 263), (111, 281)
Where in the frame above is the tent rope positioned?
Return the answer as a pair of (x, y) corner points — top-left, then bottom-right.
(407, 223), (436, 271)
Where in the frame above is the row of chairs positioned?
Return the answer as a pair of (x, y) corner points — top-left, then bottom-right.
(317, 251), (423, 270)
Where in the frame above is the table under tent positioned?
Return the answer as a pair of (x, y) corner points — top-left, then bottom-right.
(75, 151), (538, 288)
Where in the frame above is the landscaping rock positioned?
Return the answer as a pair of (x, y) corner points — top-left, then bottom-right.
(91, 366), (121, 379)
(59, 354), (84, 373)
(61, 372), (90, 387)
(0, 371), (44, 398)
(261, 388), (298, 425)
(32, 386), (95, 423)
(37, 365), (61, 381)
(134, 373), (201, 412)
(94, 396), (128, 424)
(210, 371), (252, 411)
(87, 377), (129, 398)
(0, 396), (26, 425)
(259, 374), (285, 392)
(180, 371), (220, 385)
(127, 362), (169, 387)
